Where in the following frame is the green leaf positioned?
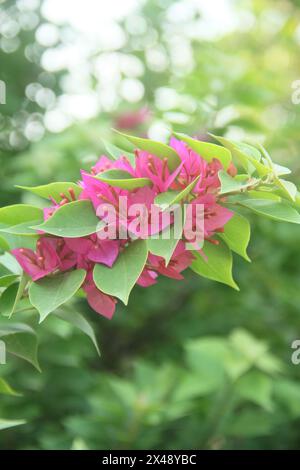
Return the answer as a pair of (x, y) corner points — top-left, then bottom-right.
(0, 377), (21, 396)
(93, 239), (148, 305)
(236, 190), (281, 201)
(114, 130), (181, 171)
(154, 176), (200, 210)
(102, 139), (135, 166)
(0, 274), (19, 288)
(209, 134), (270, 176)
(55, 308), (100, 356)
(224, 410), (273, 437)
(218, 213), (251, 261)
(9, 272), (28, 318)
(228, 328), (282, 375)
(182, 338), (227, 396)
(0, 419), (25, 431)
(275, 178), (297, 202)
(218, 170), (255, 195)
(148, 234), (179, 266)
(0, 283), (19, 315)
(0, 236), (10, 252)
(0, 322), (40, 370)
(33, 200), (104, 238)
(235, 371), (273, 411)
(274, 380), (300, 418)
(0, 204), (44, 236)
(273, 163), (291, 176)
(0, 233), (38, 251)
(94, 169), (152, 190)
(0, 221), (42, 236)
(237, 197), (300, 224)
(148, 209), (186, 265)
(16, 182), (82, 201)
(174, 132), (232, 169)
(0, 252), (22, 274)
(29, 269), (86, 322)
(190, 241), (239, 290)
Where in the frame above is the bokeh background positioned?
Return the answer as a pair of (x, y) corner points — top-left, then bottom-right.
(1, 0), (300, 450)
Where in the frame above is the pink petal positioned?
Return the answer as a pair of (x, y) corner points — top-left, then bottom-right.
(137, 269), (158, 287)
(87, 239), (119, 267)
(11, 248), (43, 281)
(84, 284), (116, 319)
(64, 237), (92, 255)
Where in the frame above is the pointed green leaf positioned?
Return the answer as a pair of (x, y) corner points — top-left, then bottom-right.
(0, 236), (10, 252)
(0, 274), (27, 318)
(0, 252), (22, 274)
(218, 170), (254, 195)
(209, 134), (270, 176)
(235, 371), (273, 411)
(0, 204), (44, 236)
(33, 200), (104, 238)
(219, 213), (251, 261)
(148, 209), (186, 265)
(114, 130), (181, 171)
(275, 178), (297, 202)
(0, 205), (43, 226)
(273, 163), (291, 176)
(93, 239), (148, 305)
(0, 274), (19, 288)
(16, 182), (82, 201)
(190, 241), (239, 290)
(55, 309), (100, 355)
(0, 322), (40, 370)
(0, 233), (38, 251)
(174, 132), (232, 169)
(238, 197), (300, 224)
(0, 220), (43, 236)
(238, 191), (281, 201)
(155, 176), (200, 210)
(9, 272), (28, 318)
(0, 378), (21, 396)
(148, 232), (180, 266)
(0, 419), (26, 431)
(29, 269), (86, 322)
(0, 283), (19, 315)
(102, 139), (135, 166)
(94, 169), (151, 190)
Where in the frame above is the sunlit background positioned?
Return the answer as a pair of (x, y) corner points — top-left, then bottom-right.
(1, 0), (300, 450)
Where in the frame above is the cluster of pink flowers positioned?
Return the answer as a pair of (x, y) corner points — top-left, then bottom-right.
(12, 138), (235, 319)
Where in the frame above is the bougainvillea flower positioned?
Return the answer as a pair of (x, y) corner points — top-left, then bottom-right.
(12, 238), (60, 281)
(10, 134), (247, 319)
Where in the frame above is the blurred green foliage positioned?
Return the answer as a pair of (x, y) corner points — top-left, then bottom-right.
(1, 0), (300, 450)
